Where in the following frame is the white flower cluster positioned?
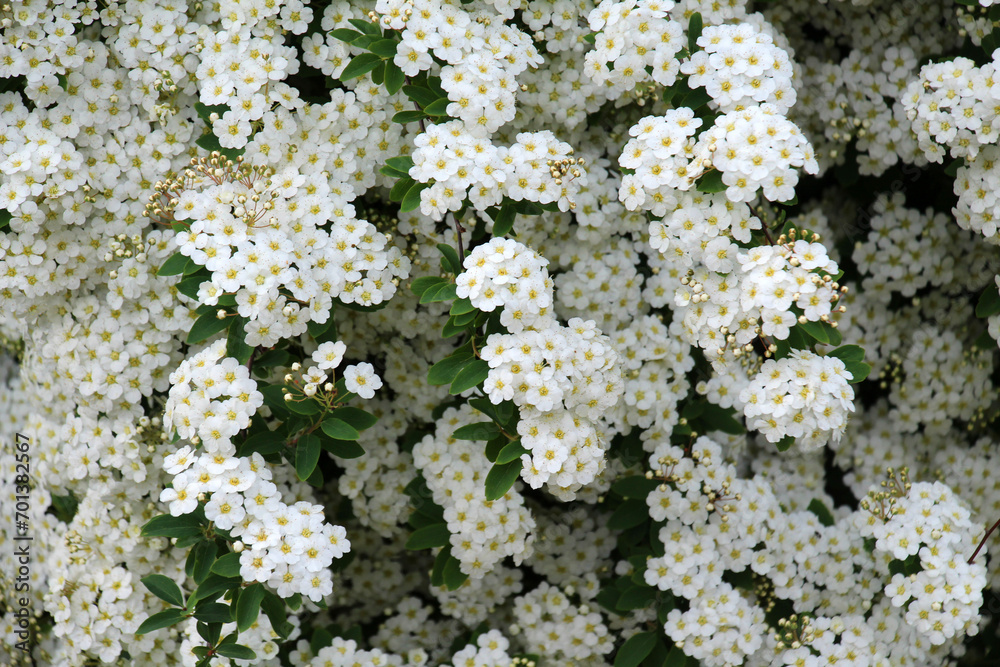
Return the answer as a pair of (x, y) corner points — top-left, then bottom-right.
(448, 630), (513, 667)
(512, 582), (614, 666)
(584, 0), (684, 95)
(301, 637), (404, 667)
(607, 314), (694, 434)
(481, 318), (622, 497)
(953, 144), (1000, 244)
(620, 104), (818, 207)
(0, 93), (84, 211)
(385, 0), (542, 130)
(430, 565), (523, 623)
(857, 480), (988, 645)
(662, 582), (766, 666)
(163, 341), (350, 601)
(410, 121), (588, 219)
(164, 340), (264, 456)
(455, 237), (553, 333)
(902, 54), (1000, 162)
(413, 405), (535, 578)
(172, 165), (409, 346)
(650, 195), (843, 360)
(740, 350), (855, 449)
(681, 23), (796, 113)
(851, 193), (960, 302)
(196, 27), (303, 149)
(701, 105), (819, 203)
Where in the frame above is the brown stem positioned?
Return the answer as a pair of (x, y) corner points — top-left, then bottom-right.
(968, 515), (1000, 565)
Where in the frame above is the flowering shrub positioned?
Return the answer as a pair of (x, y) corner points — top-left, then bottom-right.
(3, 0), (1000, 666)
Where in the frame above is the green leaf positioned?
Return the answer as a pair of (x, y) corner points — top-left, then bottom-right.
(438, 243), (462, 274)
(261, 592), (293, 638)
(664, 646), (688, 667)
(421, 282), (458, 304)
(401, 181), (428, 212)
(136, 608), (186, 635)
(695, 170), (725, 193)
(616, 585), (656, 611)
(187, 311), (231, 345)
(340, 53), (382, 80)
(450, 359), (490, 394)
(226, 316), (252, 364)
(321, 436), (366, 459)
(427, 346), (475, 386)
(614, 631), (658, 667)
(698, 403), (744, 435)
(285, 396), (321, 416)
(492, 205), (516, 237)
(431, 545), (451, 587)
(608, 499), (648, 530)
(468, 397), (515, 428)
(484, 459), (522, 501)
(450, 298), (475, 315)
(611, 476), (659, 499)
(141, 514), (203, 539)
(348, 17), (382, 34)
(807, 498), (835, 527)
(192, 540), (217, 585)
(386, 155), (415, 173)
(495, 439), (529, 465)
(193, 603), (233, 624)
(405, 523), (451, 550)
(141, 575), (185, 608)
(411, 275), (446, 297)
(423, 98), (451, 116)
(210, 552), (242, 579)
(368, 38), (399, 57)
(443, 554), (469, 591)
(828, 344), (865, 365)
(392, 109), (428, 124)
(583, 31), (597, 44)
(977, 282), (1000, 318)
(796, 319), (833, 345)
(157, 252), (190, 277)
(215, 644), (257, 661)
(295, 433), (321, 481)
(844, 361), (872, 384)
(330, 28), (363, 42)
(236, 583), (266, 632)
(404, 85), (441, 108)
(687, 12), (703, 54)
(321, 418), (361, 441)
(452, 422), (501, 441)
(775, 435), (794, 452)
(329, 407), (378, 431)
(240, 428), (286, 456)
(384, 60), (405, 94)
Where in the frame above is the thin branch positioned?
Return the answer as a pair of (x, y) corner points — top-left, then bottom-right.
(968, 515), (1000, 565)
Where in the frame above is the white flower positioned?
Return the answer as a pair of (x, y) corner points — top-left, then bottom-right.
(343, 362), (382, 399)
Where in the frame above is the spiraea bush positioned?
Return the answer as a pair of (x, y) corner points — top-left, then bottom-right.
(2, 0), (1000, 666)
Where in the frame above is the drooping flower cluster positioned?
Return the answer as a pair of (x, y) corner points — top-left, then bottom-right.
(163, 340), (351, 600)
(511, 582), (614, 666)
(164, 340), (264, 456)
(412, 405), (535, 578)
(903, 54), (1000, 161)
(168, 161), (409, 346)
(953, 144), (1000, 243)
(410, 122), (588, 219)
(858, 477), (988, 645)
(681, 23), (796, 113)
(740, 350), (855, 449)
(583, 0), (684, 95)
(455, 237), (553, 333)
(619, 104), (818, 207)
